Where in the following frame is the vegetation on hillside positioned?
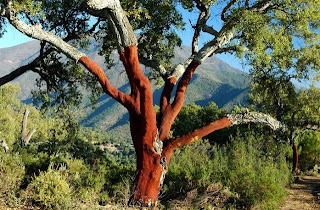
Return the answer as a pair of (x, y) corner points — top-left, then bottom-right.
(4, 83), (320, 209)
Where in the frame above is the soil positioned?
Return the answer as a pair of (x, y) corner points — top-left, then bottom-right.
(281, 176), (320, 210)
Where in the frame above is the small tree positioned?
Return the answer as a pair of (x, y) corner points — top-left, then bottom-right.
(1, 0), (320, 206)
(250, 71), (320, 173)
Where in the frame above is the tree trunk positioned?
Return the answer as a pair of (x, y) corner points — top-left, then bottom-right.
(128, 153), (165, 207)
(128, 110), (168, 207)
(292, 143), (299, 173)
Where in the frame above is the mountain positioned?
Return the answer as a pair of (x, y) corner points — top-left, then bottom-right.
(0, 41), (250, 139)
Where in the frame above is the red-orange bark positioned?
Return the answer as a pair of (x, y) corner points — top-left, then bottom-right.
(163, 117), (232, 162)
(80, 47), (234, 207)
(158, 61), (200, 141)
(78, 56), (134, 108)
(292, 143), (299, 173)
(119, 46), (164, 206)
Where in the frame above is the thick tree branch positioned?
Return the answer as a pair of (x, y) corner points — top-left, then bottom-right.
(86, 0), (137, 47)
(202, 25), (219, 37)
(171, 61), (200, 111)
(159, 77), (176, 113)
(86, 1), (153, 112)
(5, 5), (85, 61)
(0, 139), (9, 153)
(165, 112), (286, 151)
(157, 61), (200, 141)
(192, 1), (211, 54)
(0, 62), (36, 86)
(0, 18), (101, 87)
(79, 56), (134, 108)
(21, 108), (36, 146)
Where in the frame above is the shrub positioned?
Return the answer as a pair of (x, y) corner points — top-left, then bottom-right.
(0, 152), (25, 207)
(23, 164), (73, 209)
(163, 131), (291, 209)
(212, 132), (291, 209)
(299, 130), (320, 171)
(164, 140), (215, 197)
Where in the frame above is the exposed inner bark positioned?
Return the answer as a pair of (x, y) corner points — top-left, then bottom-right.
(292, 143), (299, 173)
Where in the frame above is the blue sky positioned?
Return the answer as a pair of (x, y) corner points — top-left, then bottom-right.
(0, 24), (32, 48)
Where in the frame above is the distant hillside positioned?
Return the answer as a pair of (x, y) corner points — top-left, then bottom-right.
(0, 41), (250, 139)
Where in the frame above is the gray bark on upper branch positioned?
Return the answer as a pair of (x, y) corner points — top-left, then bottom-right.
(167, 0), (276, 83)
(227, 111), (287, 132)
(4, 3), (86, 61)
(86, 0), (137, 48)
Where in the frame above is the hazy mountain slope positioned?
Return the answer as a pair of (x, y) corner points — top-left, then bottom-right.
(0, 41), (40, 99)
(0, 41), (249, 137)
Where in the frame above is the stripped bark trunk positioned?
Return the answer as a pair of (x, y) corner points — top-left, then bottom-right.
(292, 143), (299, 173)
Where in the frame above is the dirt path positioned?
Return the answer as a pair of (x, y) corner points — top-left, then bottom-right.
(281, 176), (320, 210)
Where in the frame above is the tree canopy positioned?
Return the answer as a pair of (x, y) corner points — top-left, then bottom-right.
(2, 0), (320, 206)
(1, 0), (320, 107)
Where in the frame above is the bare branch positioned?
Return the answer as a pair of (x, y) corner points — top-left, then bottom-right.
(0, 62), (36, 86)
(0, 139), (9, 153)
(202, 25), (219, 37)
(227, 112), (287, 131)
(21, 108), (37, 146)
(192, 1), (211, 54)
(0, 17), (102, 87)
(250, 0), (274, 13)
(221, 0), (238, 22)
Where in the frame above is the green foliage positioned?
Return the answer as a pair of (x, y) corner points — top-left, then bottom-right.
(165, 140), (215, 195)
(23, 164), (73, 209)
(298, 131), (320, 171)
(0, 152), (25, 207)
(249, 73), (297, 123)
(164, 131), (291, 209)
(0, 83), (22, 147)
(215, 133), (291, 209)
(0, 84), (136, 208)
(296, 85), (320, 125)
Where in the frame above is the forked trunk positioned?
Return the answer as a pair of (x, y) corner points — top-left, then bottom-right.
(292, 143), (299, 173)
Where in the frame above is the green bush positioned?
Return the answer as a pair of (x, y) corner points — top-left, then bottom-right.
(164, 131), (291, 209)
(165, 140), (215, 197)
(214, 134), (290, 209)
(0, 152), (25, 207)
(23, 164), (73, 209)
(299, 130), (320, 171)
